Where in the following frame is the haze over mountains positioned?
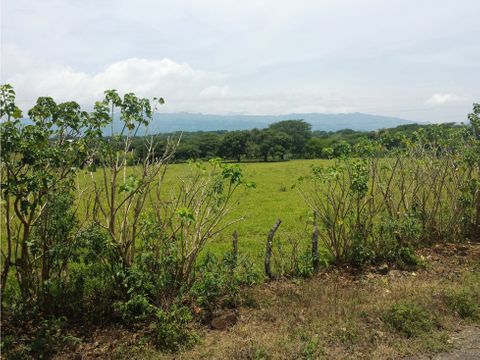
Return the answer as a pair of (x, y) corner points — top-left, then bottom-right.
(136, 112), (417, 134)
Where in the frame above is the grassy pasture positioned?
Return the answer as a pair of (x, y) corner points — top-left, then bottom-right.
(75, 159), (330, 269)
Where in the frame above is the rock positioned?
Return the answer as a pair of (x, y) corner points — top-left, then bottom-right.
(211, 311), (238, 330)
(377, 263), (389, 275)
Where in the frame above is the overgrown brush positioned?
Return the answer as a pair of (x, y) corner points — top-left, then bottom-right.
(0, 85), (255, 357)
(299, 109), (480, 266)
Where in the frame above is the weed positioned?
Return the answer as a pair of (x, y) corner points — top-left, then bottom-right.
(149, 304), (199, 353)
(444, 288), (479, 320)
(382, 302), (435, 338)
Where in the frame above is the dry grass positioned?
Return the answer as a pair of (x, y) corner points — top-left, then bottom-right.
(55, 243), (480, 360)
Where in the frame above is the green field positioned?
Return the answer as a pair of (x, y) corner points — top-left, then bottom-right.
(76, 159), (329, 268)
(185, 160), (327, 260)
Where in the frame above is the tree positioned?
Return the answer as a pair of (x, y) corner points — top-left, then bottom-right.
(193, 133), (221, 158)
(0, 84), (104, 299)
(269, 120), (311, 157)
(176, 142), (201, 160)
(305, 138), (324, 158)
(333, 140), (351, 157)
(256, 129), (291, 162)
(218, 130), (250, 162)
(88, 90), (177, 268)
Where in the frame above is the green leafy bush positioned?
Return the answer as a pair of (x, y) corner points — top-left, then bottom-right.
(382, 302), (435, 338)
(348, 236), (375, 268)
(149, 305), (198, 353)
(0, 317), (80, 360)
(191, 251), (260, 311)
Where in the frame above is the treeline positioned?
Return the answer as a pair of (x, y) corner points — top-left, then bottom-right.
(130, 120), (471, 162)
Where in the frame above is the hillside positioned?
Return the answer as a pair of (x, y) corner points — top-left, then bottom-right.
(118, 112), (417, 134)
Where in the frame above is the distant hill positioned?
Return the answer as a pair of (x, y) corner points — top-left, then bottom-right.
(18, 112), (417, 134)
(127, 112), (416, 134)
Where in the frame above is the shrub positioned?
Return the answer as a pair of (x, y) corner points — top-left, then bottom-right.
(149, 305), (198, 353)
(444, 288), (479, 320)
(382, 302), (435, 338)
(1, 317), (80, 360)
(270, 233), (316, 278)
(191, 251), (260, 311)
(295, 250), (315, 278)
(348, 236), (374, 268)
(113, 294), (155, 324)
(396, 246), (419, 268)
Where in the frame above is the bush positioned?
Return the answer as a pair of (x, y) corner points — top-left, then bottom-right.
(1, 317), (80, 360)
(113, 294), (155, 324)
(444, 288), (479, 320)
(270, 233), (317, 278)
(149, 305), (198, 353)
(382, 302), (435, 338)
(191, 251), (260, 311)
(348, 236), (374, 268)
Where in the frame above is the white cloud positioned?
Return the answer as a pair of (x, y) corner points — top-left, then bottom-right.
(6, 58), (226, 110)
(3, 0), (479, 122)
(425, 93), (464, 105)
(199, 85), (231, 99)
(6, 57), (354, 115)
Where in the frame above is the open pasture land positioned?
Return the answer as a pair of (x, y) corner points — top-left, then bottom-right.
(76, 159), (330, 266)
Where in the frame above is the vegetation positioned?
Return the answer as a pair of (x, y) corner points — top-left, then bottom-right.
(1, 83), (479, 359)
(129, 120), (473, 163)
(382, 301), (436, 338)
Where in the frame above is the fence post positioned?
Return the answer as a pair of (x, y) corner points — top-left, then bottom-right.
(265, 219), (281, 280)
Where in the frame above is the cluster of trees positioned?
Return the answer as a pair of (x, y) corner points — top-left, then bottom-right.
(131, 121), (470, 163)
(131, 119), (312, 162)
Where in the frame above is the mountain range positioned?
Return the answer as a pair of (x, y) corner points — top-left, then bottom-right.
(137, 112), (417, 134)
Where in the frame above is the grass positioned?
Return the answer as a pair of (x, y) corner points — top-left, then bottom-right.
(75, 159), (330, 268)
(381, 301), (435, 338)
(443, 274), (480, 320)
(79, 245), (480, 359)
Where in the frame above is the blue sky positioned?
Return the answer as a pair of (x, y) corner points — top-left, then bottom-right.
(1, 0), (479, 122)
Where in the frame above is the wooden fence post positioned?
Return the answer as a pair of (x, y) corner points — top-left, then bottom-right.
(265, 219), (281, 280)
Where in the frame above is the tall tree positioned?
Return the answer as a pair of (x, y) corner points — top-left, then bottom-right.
(269, 120), (311, 157)
(218, 130), (250, 162)
(256, 129), (291, 162)
(194, 133), (221, 158)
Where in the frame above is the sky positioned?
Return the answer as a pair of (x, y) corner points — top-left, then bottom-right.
(1, 0), (479, 122)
